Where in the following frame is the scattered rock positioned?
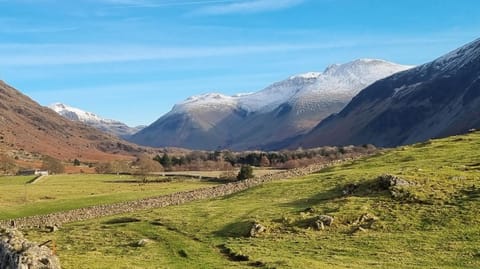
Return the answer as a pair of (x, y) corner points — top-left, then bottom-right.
(0, 228), (61, 269)
(313, 220), (325, 230)
(354, 213), (377, 227)
(136, 239), (151, 247)
(249, 223), (266, 237)
(46, 224), (59, 233)
(378, 174), (413, 189)
(377, 175), (422, 201)
(342, 183), (359, 196)
(303, 207), (315, 213)
(311, 215), (334, 230)
(317, 215), (334, 226)
(358, 226), (366, 232)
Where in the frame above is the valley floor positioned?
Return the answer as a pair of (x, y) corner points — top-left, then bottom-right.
(20, 132), (480, 268)
(0, 174), (220, 220)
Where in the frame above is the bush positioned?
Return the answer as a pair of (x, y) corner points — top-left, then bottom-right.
(237, 165), (254, 180)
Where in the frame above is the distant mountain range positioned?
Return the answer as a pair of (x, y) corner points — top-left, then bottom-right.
(5, 37), (478, 156)
(129, 59), (411, 150)
(49, 103), (144, 139)
(296, 38), (480, 148)
(0, 81), (147, 161)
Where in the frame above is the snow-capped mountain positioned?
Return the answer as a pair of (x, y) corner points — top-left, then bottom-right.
(129, 58), (411, 150)
(169, 59), (411, 116)
(49, 103), (144, 139)
(297, 38), (480, 148)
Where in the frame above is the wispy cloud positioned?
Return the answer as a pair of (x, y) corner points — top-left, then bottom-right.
(0, 34), (461, 66)
(193, 0), (305, 15)
(0, 26), (78, 34)
(100, 0), (148, 4)
(98, 0), (238, 8)
(0, 17), (78, 34)
(0, 42), (337, 66)
(100, 0), (305, 12)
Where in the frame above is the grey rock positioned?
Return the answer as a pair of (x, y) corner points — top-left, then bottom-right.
(136, 239), (151, 247)
(0, 228), (61, 269)
(317, 215), (334, 226)
(378, 174), (412, 189)
(342, 183), (359, 196)
(313, 220), (325, 230)
(249, 223), (266, 237)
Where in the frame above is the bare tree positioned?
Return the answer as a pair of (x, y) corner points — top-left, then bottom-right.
(0, 154), (18, 175)
(41, 156), (64, 174)
(134, 156), (164, 183)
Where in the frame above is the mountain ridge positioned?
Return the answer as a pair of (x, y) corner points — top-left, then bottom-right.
(296, 38), (480, 148)
(0, 81), (149, 162)
(130, 58), (411, 150)
(49, 103), (144, 139)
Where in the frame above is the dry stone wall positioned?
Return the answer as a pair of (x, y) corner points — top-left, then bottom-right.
(0, 158), (354, 230)
(0, 228), (61, 269)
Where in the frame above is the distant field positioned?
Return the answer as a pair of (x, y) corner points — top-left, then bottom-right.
(0, 174), (219, 219)
(162, 168), (284, 178)
(25, 132), (480, 268)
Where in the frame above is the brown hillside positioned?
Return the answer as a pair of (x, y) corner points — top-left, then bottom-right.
(0, 80), (149, 162)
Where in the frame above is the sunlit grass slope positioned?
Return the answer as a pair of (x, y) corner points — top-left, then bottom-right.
(27, 132), (480, 268)
(0, 174), (219, 219)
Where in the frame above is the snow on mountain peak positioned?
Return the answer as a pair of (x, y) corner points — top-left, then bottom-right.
(172, 93), (238, 114)
(286, 59), (413, 113)
(182, 93), (233, 104)
(49, 103), (111, 123)
(169, 58), (412, 115)
(426, 37), (480, 72)
(49, 103), (143, 138)
(324, 58), (410, 75)
(232, 92), (254, 97)
(289, 72), (322, 80)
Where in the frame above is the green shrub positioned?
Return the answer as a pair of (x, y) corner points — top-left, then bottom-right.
(237, 165), (254, 180)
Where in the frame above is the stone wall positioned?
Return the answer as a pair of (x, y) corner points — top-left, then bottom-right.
(0, 158), (354, 230)
(0, 228), (61, 269)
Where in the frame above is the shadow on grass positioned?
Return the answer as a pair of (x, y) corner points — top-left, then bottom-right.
(314, 166), (336, 174)
(103, 217), (141, 225)
(280, 177), (391, 210)
(457, 186), (480, 205)
(214, 220), (254, 238)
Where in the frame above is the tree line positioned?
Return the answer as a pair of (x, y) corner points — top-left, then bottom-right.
(1, 144), (377, 176)
(150, 144), (377, 171)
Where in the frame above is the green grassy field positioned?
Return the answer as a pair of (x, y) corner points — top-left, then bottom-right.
(0, 174), (219, 219)
(25, 132), (480, 268)
(162, 168), (284, 178)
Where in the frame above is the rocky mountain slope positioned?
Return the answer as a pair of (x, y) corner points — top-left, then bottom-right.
(297, 38), (480, 148)
(0, 81), (146, 161)
(130, 59), (411, 150)
(49, 103), (144, 139)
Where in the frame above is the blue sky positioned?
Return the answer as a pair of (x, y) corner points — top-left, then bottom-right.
(0, 0), (479, 126)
